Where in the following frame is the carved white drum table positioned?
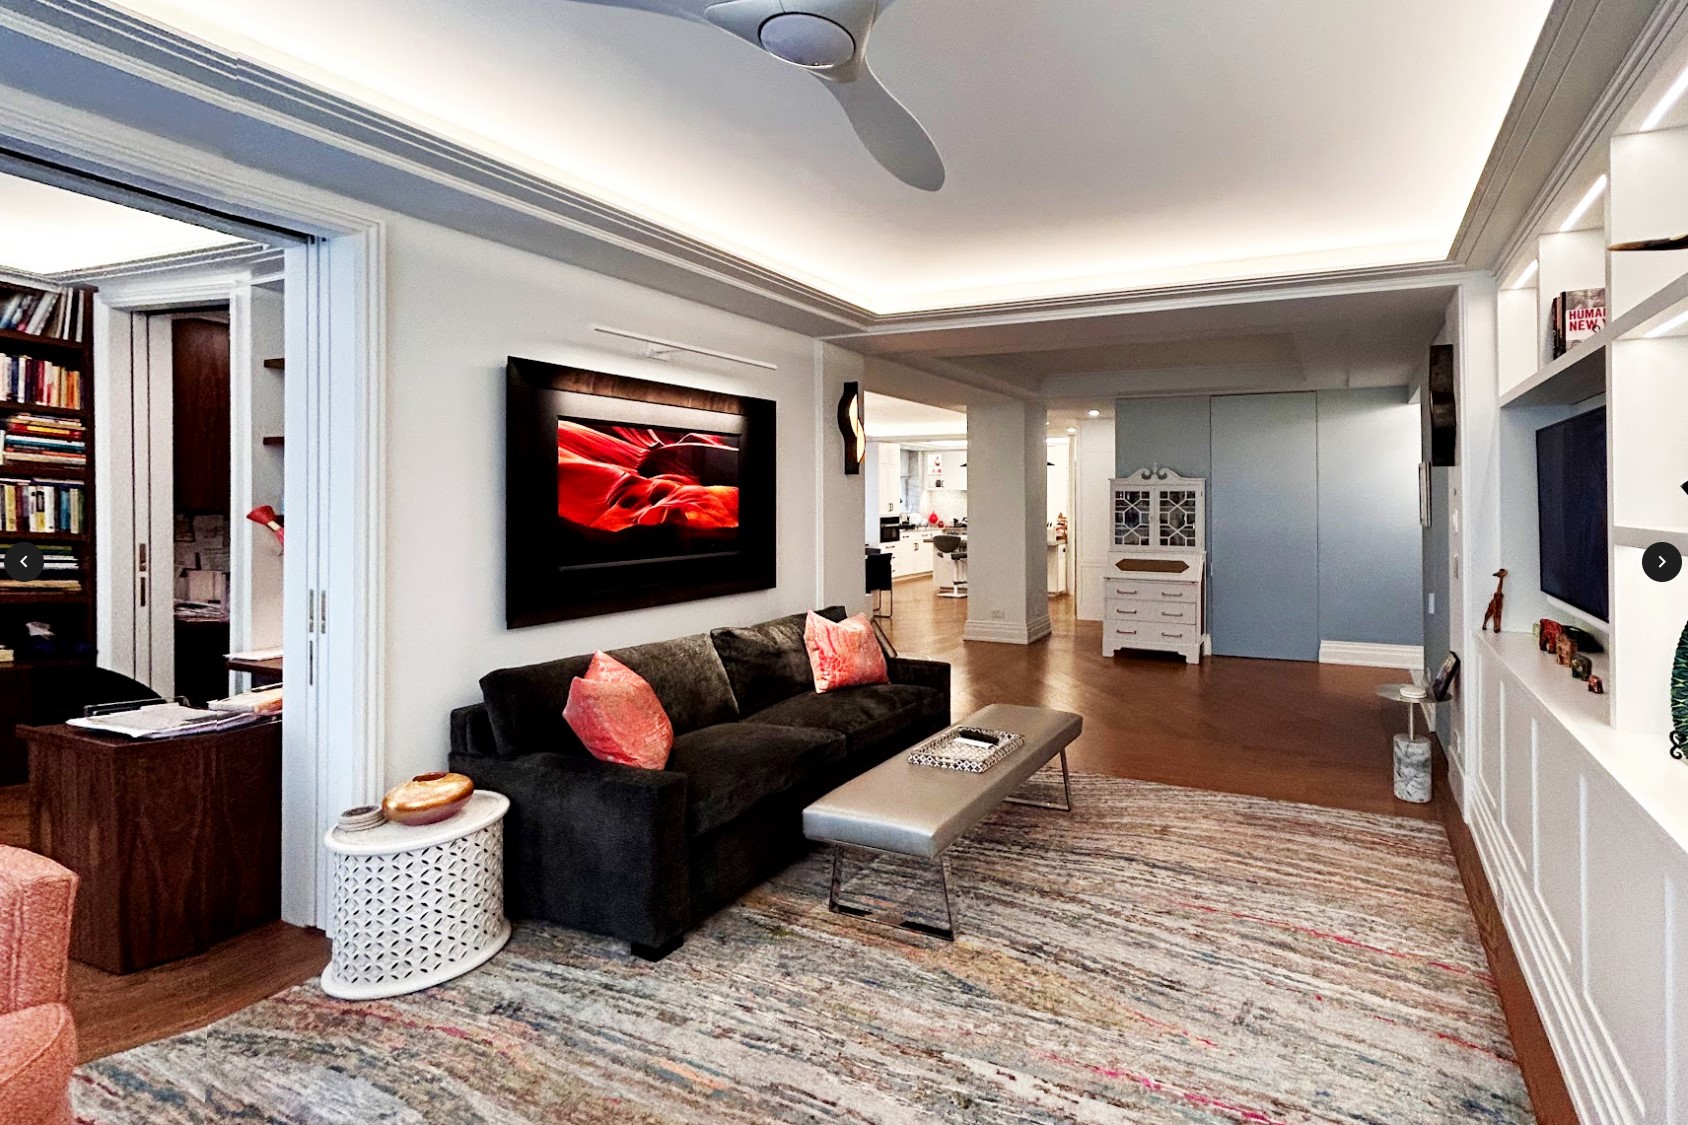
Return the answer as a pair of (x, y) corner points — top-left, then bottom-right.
(321, 790), (510, 1000)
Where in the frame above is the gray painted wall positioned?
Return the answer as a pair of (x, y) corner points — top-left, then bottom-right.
(1210, 393), (1321, 660)
(1115, 389), (1425, 653)
(1317, 387), (1425, 647)
(1114, 395), (1211, 479)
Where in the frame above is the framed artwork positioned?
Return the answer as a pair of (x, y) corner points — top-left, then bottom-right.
(505, 357), (776, 627)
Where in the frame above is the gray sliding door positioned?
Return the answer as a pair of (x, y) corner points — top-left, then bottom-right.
(1210, 393), (1319, 660)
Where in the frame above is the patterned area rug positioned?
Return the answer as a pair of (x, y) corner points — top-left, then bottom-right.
(73, 776), (1534, 1124)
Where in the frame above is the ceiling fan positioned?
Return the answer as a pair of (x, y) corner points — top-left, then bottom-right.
(576, 0), (944, 190)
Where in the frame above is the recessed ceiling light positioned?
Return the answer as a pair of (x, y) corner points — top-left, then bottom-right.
(1560, 175), (1608, 232)
(1642, 63), (1688, 131)
(1066, 426), (1077, 434)
(1513, 259), (1538, 288)
(1087, 409), (1101, 417)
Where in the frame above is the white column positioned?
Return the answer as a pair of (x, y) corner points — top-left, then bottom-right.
(963, 400), (1050, 644)
(1072, 417), (1116, 620)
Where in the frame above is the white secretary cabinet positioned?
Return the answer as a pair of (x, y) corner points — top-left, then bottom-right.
(1105, 469), (1208, 664)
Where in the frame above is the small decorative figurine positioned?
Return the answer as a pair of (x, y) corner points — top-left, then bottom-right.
(1587, 674), (1605, 694)
(1570, 652), (1593, 680)
(1481, 568), (1508, 633)
(1555, 634), (1576, 666)
(1538, 618), (1563, 654)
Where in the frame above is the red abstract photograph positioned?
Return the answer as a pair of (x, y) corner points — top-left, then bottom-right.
(555, 418), (740, 564)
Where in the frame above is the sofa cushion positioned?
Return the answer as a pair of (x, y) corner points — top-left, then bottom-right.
(711, 606), (846, 716)
(563, 654), (674, 770)
(605, 634), (738, 735)
(744, 683), (945, 759)
(666, 723), (847, 836)
(481, 633), (738, 760)
(804, 611), (889, 693)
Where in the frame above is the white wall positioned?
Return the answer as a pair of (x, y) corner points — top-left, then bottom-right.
(1073, 419), (1116, 620)
(385, 216), (832, 783)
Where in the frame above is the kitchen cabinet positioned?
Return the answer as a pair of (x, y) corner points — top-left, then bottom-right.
(875, 444), (901, 515)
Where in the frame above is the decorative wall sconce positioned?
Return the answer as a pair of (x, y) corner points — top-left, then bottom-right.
(837, 381), (865, 475)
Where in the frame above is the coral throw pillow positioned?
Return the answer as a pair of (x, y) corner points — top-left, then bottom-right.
(562, 653), (674, 769)
(804, 611), (889, 694)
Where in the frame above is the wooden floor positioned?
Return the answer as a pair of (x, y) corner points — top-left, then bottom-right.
(0, 784), (329, 1062)
(884, 578), (1436, 820)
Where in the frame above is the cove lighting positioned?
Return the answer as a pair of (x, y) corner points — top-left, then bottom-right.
(1644, 307), (1688, 338)
(1513, 259), (1539, 287)
(1642, 63), (1688, 131)
(1560, 175), (1608, 232)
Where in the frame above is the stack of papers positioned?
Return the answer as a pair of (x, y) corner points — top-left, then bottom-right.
(209, 686), (283, 715)
(68, 703), (262, 740)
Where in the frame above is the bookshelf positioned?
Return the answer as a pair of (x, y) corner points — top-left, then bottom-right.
(0, 284), (96, 781)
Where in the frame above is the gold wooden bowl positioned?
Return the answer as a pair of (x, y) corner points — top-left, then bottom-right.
(381, 771), (475, 826)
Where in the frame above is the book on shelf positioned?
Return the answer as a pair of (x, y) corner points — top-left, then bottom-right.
(0, 413), (86, 468)
(1549, 288), (1606, 359)
(0, 578), (82, 592)
(0, 287), (84, 343)
(0, 478), (85, 534)
(2, 354), (83, 410)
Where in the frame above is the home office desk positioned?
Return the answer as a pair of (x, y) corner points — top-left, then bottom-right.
(20, 718), (282, 974)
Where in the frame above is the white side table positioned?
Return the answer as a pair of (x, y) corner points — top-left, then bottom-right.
(321, 790), (510, 1000)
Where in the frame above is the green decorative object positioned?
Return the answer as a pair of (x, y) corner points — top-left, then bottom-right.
(1672, 620), (1688, 762)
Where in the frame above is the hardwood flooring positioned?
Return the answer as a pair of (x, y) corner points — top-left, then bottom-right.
(885, 578), (1436, 820)
(0, 783), (329, 1063)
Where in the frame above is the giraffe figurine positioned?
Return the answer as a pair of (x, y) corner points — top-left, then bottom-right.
(1481, 568), (1508, 633)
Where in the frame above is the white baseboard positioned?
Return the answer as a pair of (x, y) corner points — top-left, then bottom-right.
(1318, 640), (1424, 670)
(963, 615), (1053, 645)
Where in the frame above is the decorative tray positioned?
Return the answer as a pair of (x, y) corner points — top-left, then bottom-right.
(908, 727), (1023, 773)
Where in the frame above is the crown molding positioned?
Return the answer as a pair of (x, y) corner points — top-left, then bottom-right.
(0, 0), (874, 334)
(48, 240), (280, 284)
(1456, 0), (1688, 274)
(0, 0), (1640, 340)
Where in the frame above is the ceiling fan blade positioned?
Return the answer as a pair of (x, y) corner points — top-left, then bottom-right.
(819, 62), (945, 191)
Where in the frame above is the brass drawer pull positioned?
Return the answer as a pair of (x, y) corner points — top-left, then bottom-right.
(1161, 631), (1183, 639)
(1161, 590), (1183, 598)
(1162, 610), (1185, 618)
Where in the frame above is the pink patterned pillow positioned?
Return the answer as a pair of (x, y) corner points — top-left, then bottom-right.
(562, 653), (674, 769)
(804, 611), (889, 694)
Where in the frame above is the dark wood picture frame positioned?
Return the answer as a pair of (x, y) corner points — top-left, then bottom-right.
(505, 356), (777, 628)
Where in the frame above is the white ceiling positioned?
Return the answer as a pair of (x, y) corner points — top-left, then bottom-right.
(0, 170), (243, 274)
(864, 391), (965, 437)
(113, 0), (1550, 314)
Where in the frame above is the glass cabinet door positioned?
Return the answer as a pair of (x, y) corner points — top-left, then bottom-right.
(1114, 488), (1152, 547)
(1157, 489), (1199, 548)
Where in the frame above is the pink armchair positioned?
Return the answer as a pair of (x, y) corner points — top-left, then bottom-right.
(0, 846), (78, 1125)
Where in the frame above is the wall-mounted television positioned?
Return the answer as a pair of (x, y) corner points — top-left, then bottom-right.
(1536, 407), (1608, 622)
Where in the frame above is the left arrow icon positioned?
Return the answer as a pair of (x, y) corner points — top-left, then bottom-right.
(3, 542), (46, 582)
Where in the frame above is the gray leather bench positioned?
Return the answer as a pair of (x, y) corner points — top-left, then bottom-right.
(802, 703), (1083, 940)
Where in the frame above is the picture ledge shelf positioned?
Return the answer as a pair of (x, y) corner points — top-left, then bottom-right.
(1499, 266), (1688, 409)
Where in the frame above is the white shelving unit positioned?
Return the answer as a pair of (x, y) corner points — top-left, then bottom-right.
(1481, 65), (1688, 1124)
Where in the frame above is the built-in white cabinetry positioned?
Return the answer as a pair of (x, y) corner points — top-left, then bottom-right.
(888, 529), (938, 577)
(1472, 635), (1687, 1125)
(874, 443), (900, 516)
(1103, 470), (1207, 663)
(923, 450), (965, 491)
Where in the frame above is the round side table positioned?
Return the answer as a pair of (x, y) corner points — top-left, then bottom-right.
(321, 790), (510, 1000)
(1377, 684), (1432, 804)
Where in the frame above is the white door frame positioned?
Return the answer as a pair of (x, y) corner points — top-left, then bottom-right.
(0, 105), (389, 932)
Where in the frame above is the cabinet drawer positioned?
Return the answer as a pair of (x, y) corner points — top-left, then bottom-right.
(1105, 577), (1197, 603)
(1108, 600), (1196, 624)
(1106, 621), (1197, 647)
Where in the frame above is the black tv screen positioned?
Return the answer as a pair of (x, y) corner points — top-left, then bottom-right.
(1536, 408), (1608, 621)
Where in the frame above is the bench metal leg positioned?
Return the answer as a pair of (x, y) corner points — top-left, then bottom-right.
(828, 845), (957, 942)
(1005, 746), (1073, 812)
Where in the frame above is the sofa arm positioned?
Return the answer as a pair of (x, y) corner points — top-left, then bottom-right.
(888, 656), (950, 700)
(449, 752), (690, 949)
(0, 848), (76, 1015)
